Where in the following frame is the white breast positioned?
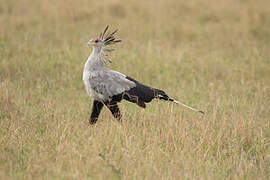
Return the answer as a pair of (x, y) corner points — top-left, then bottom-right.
(83, 70), (105, 101)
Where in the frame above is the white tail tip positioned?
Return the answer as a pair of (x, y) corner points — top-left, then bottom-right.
(173, 100), (204, 114)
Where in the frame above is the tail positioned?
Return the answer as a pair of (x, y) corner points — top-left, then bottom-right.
(123, 76), (204, 113)
(154, 89), (205, 114)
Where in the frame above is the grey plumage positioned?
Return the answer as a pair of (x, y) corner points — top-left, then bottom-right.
(87, 69), (136, 100)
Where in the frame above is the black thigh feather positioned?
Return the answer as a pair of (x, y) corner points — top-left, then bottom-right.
(90, 101), (104, 124)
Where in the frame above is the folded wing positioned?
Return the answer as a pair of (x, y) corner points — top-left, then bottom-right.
(89, 69), (136, 100)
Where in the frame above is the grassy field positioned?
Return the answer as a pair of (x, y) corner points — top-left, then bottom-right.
(1, 0), (270, 179)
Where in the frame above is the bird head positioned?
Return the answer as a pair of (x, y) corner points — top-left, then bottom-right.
(87, 37), (104, 47)
(87, 25), (121, 50)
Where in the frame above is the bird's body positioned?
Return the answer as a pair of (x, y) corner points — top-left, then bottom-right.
(83, 47), (136, 101)
(83, 26), (204, 124)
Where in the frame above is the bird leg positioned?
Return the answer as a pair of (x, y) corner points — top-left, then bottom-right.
(90, 100), (104, 124)
(105, 103), (122, 121)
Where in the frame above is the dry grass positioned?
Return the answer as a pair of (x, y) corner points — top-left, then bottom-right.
(0, 0), (270, 179)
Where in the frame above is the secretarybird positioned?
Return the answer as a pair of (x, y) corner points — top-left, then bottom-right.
(83, 26), (204, 124)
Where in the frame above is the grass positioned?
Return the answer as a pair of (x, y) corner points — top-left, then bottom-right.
(0, 0), (270, 179)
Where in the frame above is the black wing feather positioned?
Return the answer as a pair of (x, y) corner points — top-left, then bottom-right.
(107, 76), (170, 108)
(125, 76), (155, 103)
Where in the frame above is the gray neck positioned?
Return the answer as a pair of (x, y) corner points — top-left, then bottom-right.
(92, 46), (102, 54)
(84, 46), (104, 71)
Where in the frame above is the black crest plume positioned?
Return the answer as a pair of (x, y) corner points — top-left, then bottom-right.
(99, 25), (122, 46)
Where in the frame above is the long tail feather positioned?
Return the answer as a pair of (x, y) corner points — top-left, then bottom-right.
(155, 89), (204, 114)
(168, 98), (204, 114)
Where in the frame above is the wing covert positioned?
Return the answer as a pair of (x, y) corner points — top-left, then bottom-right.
(88, 69), (136, 99)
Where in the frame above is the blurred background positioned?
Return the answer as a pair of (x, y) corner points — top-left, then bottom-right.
(0, 0), (270, 179)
